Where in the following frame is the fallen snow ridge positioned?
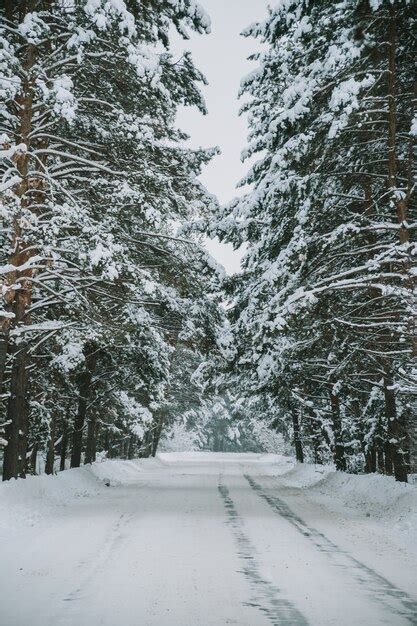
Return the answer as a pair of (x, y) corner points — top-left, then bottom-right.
(0, 453), (416, 625)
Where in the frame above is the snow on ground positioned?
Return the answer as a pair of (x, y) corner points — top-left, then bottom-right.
(266, 461), (417, 556)
(0, 453), (416, 625)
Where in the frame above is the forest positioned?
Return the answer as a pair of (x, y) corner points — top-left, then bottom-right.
(0, 0), (415, 485)
(1, 2), (417, 626)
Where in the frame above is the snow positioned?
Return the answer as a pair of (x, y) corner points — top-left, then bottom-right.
(51, 76), (78, 123)
(1, 453), (416, 625)
(52, 340), (85, 373)
(266, 462), (417, 555)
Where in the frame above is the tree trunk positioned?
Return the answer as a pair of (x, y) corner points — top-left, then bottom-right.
(314, 441), (322, 465)
(387, 5), (409, 247)
(133, 438), (141, 459)
(377, 445), (385, 474)
(84, 412), (97, 465)
(104, 428), (111, 458)
(45, 415), (56, 475)
(3, 338), (29, 480)
(330, 393), (346, 471)
(364, 446), (377, 474)
(139, 431), (153, 459)
(291, 410), (304, 463)
(127, 435), (135, 460)
(384, 374), (408, 482)
(70, 344), (98, 468)
(27, 442), (38, 476)
(2, 30), (38, 481)
(383, 8), (411, 483)
(4, 0), (13, 21)
(60, 425), (68, 472)
(0, 328), (8, 403)
(152, 411), (166, 457)
(384, 440), (393, 476)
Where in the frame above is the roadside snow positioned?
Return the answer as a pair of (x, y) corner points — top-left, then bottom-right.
(271, 461), (417, 558)
(0, 453), (416, 625)
(1, 454), (416, 543)
(0, 464), (102, 533)
(0, 457), (154, 534)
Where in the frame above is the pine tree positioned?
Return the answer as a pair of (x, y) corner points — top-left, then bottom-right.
(1, 0), (223, 478)
(211, 0), (415, 479)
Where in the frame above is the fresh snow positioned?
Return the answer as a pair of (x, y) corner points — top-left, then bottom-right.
(1, 453), (416, 625)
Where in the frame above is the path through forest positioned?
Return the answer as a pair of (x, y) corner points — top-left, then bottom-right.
(1, 453), (417, 625)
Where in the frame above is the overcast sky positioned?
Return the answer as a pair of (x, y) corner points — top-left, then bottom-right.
(171, 0), (269, 274)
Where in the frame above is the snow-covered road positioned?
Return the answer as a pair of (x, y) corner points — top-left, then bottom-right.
(1, 453), (417, 625)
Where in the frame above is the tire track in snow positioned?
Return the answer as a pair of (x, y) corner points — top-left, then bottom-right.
(245, 474), (417, 625)
(218, 481), (308, 626)
(50, 509), (137, 626)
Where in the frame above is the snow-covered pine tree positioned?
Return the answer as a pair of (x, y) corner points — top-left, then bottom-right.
(1, 0), (222, 478)
(212, 0), (415, 480)
(0, 2), (102, 478)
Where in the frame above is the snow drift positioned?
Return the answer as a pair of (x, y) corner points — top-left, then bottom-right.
(1, 453), (416, 550)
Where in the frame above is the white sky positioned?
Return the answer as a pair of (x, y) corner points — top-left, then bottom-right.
(171, 0), (269, 274)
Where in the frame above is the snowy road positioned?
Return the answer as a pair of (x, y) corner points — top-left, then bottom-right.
(1, 453), (417, 626)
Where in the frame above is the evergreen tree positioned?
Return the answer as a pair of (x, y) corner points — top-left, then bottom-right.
(1, 0), (221, 478)
(211, 0), (415, 480)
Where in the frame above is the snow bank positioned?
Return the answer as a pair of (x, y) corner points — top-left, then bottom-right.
(0, 465), (102, 533)
(315, 470), (416, 518)
(278, 462), (417, 518)
(90, 457), (162, 484)
(276, 462), (334, 488)
(0, 453), (291, 534)
(0, 458), (149, 535)
(276, 461), (417, 553)
(1, 454), (416, 550)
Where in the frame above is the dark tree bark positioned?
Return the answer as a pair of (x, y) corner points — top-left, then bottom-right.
(314, 441), (323, 465)
(84, 413), (97, 465)
(70, 344), (98, 468)
(383, 8), (410, 484)
(384, 374), (408, 482)
(0, 329), (8, 402)
(387, 5), (410, 247)
(104, 428), (111, 458)
(134, 438), (142, 459)
(292, 410), (304, 463)
(384, 440), (394, 476)
(139, 431), (153, 458)
(2, 20), (38, 481)
(4, 0), (14, 21)
(127, 435), (135, 460)
(59, 425), (68, 472)
(365, 446), (377, 474)
(27, 442), (38, 475)
(45, 415), (56, 475)
(377, 445), (385, 474)
(152, 411), (166, 457)
(3, 339), (29, 480)
(330, 394), (346, 471)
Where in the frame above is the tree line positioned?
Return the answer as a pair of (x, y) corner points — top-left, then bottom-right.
(0, 0), (222, 480)
(1, 0), (415, 484)
(208, 0), (415, 482)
